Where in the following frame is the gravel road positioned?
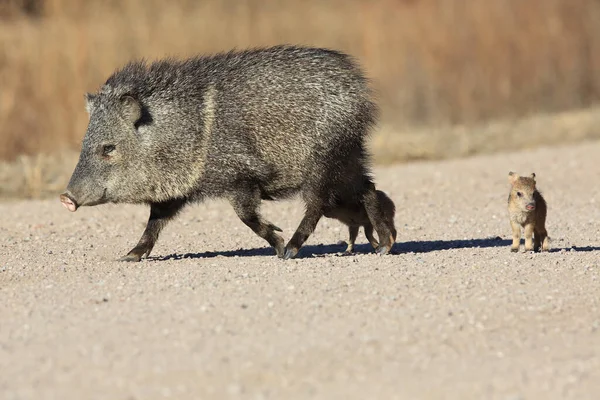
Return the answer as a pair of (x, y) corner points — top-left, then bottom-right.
(2, 141), (600, 400)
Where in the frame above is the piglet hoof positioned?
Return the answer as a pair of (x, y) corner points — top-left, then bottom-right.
(282, 246), (299, 260)
(337, 240), (354, 254)
(118, 253), (142, 262)
(375, 245), (390, 256)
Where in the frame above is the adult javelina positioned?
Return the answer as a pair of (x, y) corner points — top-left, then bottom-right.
(60, 45), (394, 261)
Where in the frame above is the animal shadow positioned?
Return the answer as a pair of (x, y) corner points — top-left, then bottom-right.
(152, 236), (516, 261)
(393, 236), (511, 253)
(548, 245), (600, 253)
(154, 243), (346, 261)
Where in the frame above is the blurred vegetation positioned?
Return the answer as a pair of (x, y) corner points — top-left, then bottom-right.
(1, 0), (600, 198)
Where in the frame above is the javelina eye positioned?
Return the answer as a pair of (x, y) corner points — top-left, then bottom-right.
(516, 191), (522, 197)
(102, 144), (116, 157)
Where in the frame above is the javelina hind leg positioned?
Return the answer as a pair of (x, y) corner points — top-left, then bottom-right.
(390, 226), (398, 243)
(120, 199), (186, 262)
(363, 184), (394, 255)
(283, 206), (323, 260)
(536, 212), (549, 252)
(230, 190), (285, 257)
(345, 225), (360, 253)
(363, 222), (379, 250)
(533, 228), (542, 252)
(535, 227), (549, 252)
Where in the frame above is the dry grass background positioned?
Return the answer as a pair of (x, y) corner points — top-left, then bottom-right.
(1, 0), (600, 198)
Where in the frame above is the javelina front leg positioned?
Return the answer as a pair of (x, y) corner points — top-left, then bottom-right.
(229, 191), (285, 257)
(363, 184), (394, 255)
(120, 199), (185, 262)
(536, 212), (549, 252)
(523, 223), (535, 252)
(283, 207), (323, 259)
(510, 220), (521, 252)
(345, 225), (360, 253)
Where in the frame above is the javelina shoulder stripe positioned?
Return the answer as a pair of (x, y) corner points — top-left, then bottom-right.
(203, 84), (217, 140)
(156, 84), (217, 201)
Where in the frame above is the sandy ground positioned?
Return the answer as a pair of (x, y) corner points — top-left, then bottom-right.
(1, 141), (600, 400)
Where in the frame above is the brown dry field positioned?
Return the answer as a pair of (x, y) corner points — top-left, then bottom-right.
(1, 140), (599, 399)
(2, 0), (600, 165)
(3, 0), (600, 200)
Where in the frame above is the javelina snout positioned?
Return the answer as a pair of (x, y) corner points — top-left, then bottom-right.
(59, 192), (78, 212)
(61, 45), (396, 261)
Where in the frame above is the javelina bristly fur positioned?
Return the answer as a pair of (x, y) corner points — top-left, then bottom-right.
(60, 45), (396, 261)
(507, 172), (549, 252)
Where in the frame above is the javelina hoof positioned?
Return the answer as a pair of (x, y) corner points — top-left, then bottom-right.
(282, 246), (299, 260)
(511, 247), (519, 253)
(118, 253), (143, 262)
(274, 243), (286, 258)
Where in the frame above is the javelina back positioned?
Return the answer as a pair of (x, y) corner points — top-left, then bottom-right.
(60, 45), (394, 260)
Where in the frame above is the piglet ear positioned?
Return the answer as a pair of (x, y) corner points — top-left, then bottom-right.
(508, 171), (519, 185)
(120, 95), (141, 125)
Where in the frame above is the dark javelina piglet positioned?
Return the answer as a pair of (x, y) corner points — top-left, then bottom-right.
(324, 189), (397, 253)
(60, 45), (394, 261)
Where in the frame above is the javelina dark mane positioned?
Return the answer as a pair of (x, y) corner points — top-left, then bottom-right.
(60, 45), (395, 260)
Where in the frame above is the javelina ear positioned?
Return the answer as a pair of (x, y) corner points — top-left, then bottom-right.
(508, 171), (519, 184)
(120, 95), (142, 125)
(529, 173), (536, 180)
(84, 93), (97, 114)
